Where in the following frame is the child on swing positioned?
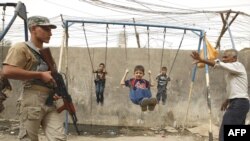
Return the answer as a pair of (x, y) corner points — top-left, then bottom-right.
(156, 66), (170, 105)
(93, 63), (107, 106)
(120, 65), (157, 111)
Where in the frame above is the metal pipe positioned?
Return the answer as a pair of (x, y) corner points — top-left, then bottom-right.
(65, 20), (204, 33)
(0, 2), (28, 41)
(203, 35), (213, 141)
(183, 31), (203, 130)
(225, 19), (235, 49)
(64, 21), (69, 135)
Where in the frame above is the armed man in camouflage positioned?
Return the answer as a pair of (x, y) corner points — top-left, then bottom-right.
(2, 16), (66, 141)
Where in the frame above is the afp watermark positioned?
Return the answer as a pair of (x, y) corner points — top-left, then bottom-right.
(224, 125), (250, 141)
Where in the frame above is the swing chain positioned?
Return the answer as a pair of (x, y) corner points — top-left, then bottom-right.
(160, 28), (167, 71)
(82, 23), (95, 73)
(147, 26), (150, 69)
(123, 25), (128, 64)
(168, 30), (186, 76)
(105, 24), (109, 69)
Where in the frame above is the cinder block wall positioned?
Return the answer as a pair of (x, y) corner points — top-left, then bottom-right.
(1, 47), (250, 127)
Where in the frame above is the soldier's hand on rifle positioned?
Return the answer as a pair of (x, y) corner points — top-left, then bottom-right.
(40, 71), (57, 86)
(53, 94), (62, 101)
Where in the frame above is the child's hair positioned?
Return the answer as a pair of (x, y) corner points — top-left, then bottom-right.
(161, 66), (167, 71)
(99, 63), (105, 67)
(134, 65), (145, 73)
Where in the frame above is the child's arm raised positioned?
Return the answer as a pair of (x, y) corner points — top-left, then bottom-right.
(148, 70), (154, 87)
(120, 69), (129, 85)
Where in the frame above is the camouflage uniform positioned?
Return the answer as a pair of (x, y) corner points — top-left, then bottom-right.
(3, 16), (66, 141)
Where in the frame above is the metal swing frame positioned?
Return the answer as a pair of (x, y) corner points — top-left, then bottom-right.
(63, 19), (213, 139)
(0, 1), (28, 41)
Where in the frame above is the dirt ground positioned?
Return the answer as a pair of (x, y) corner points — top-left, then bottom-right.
(0, 134), (213, 141)
(0, 120), (219, 141)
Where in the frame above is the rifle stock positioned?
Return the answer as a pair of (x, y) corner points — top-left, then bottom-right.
(39, 48), (80, 135)
(57, 99), (76, 114)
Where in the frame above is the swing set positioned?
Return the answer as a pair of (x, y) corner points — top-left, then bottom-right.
(62, 19), (213, 136)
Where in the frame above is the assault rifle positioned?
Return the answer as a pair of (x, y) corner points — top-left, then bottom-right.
(39, 48), (80, 135)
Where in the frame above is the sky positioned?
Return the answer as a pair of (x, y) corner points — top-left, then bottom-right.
(3, 0), (250, 17)
(1, 0), (250, 50)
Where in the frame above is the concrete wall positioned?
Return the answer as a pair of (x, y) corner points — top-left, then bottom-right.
(1, 47), (250, 127)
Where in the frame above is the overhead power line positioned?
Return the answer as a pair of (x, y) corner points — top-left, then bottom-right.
(80, 0), (250, 16)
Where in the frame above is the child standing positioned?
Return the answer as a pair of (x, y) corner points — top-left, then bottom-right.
(120, 65), (157, 111)
(156, 66), (170, 105)
(93, 63), (107, 105)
